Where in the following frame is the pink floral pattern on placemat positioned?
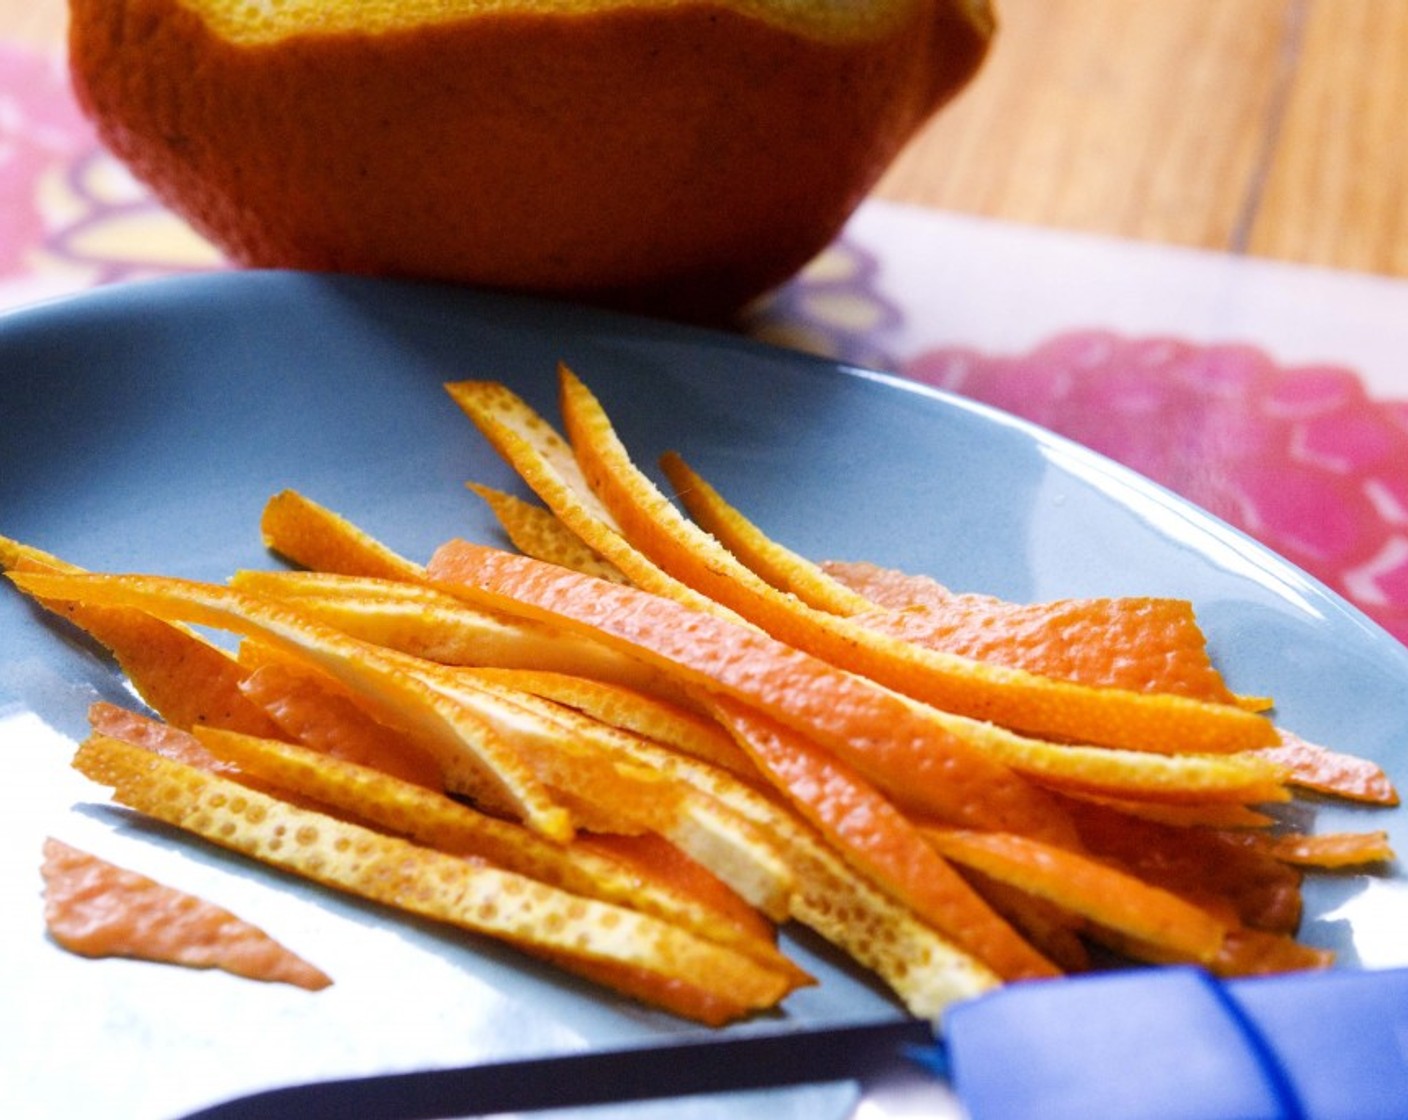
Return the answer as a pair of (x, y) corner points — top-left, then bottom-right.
(0, 43), (223, 290)
(906, 331), (1408, 645)
(0, 45), (91, 275)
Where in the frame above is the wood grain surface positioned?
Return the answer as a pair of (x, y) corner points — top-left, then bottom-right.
(877, 0), (1408, 278)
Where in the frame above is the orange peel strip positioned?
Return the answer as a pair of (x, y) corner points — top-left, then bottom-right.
(2, 537), (283, 738)
(555, 365), (1277, 756)
(960, 874), (1092, 974)
(230, 569), (690, 705)
(1254, 729), (1399, 806)
(42, 837), (332, 990)
(235, 644), (445, 787)
(194, 726), (804, 982)
(460, 667), (759, 780)
(658, 451), (874, 616)
(444, 378), (739, 620)
(1210, 926), (1335, 976)
(1221, 829), (1396, 870)
(427, 540), (1083, 844)
(89, 701), (235, 773)
(823, 560), (1240, 702)
(820, 558), (957, 609)
(443, 671), (795, 920)
(468, 482), (627, 582)
(589, 724), (1002, 1015)
(1065, 800), (1307, 936)
(260, 490), (426, 581)
(73, 733), (792, 1025)
(920, 826), (1229, 966)
(709, 694), (1059, 982)
(1092, 922), (1334, 977)
(854, 596), (1241, 706)
(1061, 792), (1276, 830)
(13, 569), (571, 841)
(957, 731), (1290, 806)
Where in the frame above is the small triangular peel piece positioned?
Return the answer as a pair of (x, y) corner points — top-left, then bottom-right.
(41, 837), (332, 990)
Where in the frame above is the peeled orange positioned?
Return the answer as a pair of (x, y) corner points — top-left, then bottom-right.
(67, 0), (994, 320)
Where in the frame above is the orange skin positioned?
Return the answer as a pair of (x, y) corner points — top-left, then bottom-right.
(68, 0), (992, 321)
(42, 838), (332, 990)
(710, 695), (1059, 982)
(425, 540), (1082, 844)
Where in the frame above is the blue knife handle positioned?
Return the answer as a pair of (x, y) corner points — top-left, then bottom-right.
(940, 965), (1408, 1120)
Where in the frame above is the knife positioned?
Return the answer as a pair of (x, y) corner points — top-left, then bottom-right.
(179, 965), (1408, 1120)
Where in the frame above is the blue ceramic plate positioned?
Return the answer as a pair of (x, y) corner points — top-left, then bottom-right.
(2, 272), (1404, 1119)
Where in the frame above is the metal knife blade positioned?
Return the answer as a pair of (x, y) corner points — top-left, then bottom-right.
(178, 1017), (942, 1120)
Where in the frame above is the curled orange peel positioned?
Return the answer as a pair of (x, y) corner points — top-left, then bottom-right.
(658, 450), (874, 616)
(425, 539), (1084, 844)
(444, 378), (742, 620)
(709, 694), (1059, 982)
(261, 490), (426, 581)
(555, 365), (1278, 756)
(468, 482), (627, 582)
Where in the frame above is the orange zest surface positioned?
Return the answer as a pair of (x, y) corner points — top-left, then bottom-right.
(658, 451), (875, 616)
(824, 560), (1240, 701)
(469, 482), (628, 583)
(709, 695), (1059, 981)
(42, 837), (332, 991)
(1222, 829), (1397, 870)
(426, 539), (1084, 843)
(853, 592), (1241, 704)
(445, 378), (736, 618)
(555, 366), (1277, 755)
(74, 733), (795, 1025)
(89, 701), (235, 774)
(919, 827), (1229, 965)
(13, 569), (571, 840)
(68, 0), (992, 320)
(260, 490), (427, 581)
(1255, 730), (1400, 806)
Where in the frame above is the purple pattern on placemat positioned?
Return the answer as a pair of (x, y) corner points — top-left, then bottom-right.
(0, 45), (91, 274)
(907, 331), (1408, 645)
(743, 236), (904, 371)
(1, 44), (224, 285)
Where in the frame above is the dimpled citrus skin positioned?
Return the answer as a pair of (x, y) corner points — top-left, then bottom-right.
(68, 0), (993, 320)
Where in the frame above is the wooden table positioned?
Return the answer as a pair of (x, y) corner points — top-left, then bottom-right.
(878, 0), (1408, 280)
